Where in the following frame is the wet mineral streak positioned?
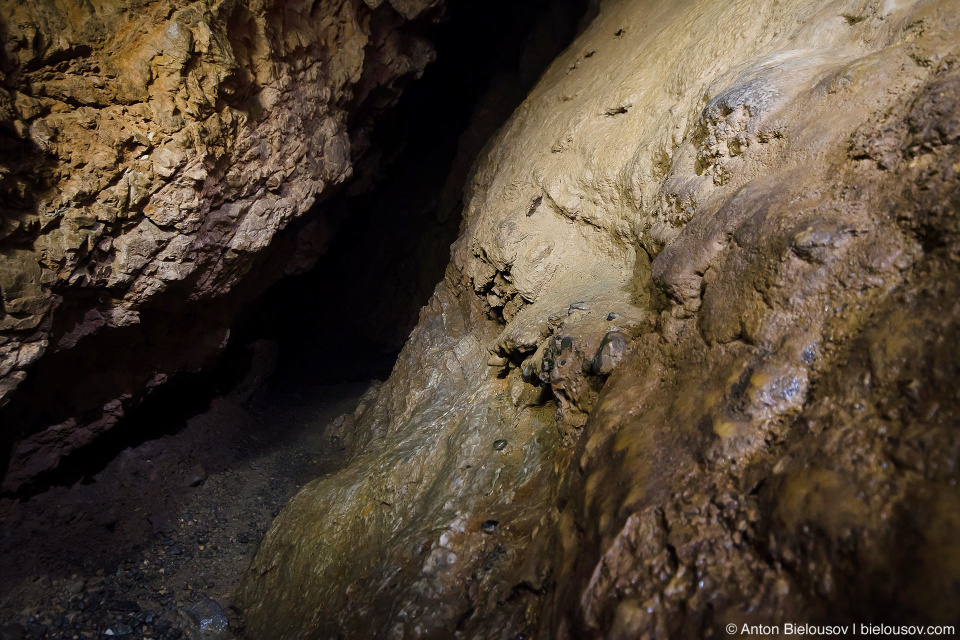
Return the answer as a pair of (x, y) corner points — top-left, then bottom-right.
(240, 0), (960, 638)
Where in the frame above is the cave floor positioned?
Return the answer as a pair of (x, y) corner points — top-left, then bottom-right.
(0, 380), (373, 640)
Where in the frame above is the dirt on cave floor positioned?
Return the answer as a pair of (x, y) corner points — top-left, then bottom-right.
(0, 365), (384, 640)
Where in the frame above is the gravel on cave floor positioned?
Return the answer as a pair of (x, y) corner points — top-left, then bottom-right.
(0, 381), (373, 640)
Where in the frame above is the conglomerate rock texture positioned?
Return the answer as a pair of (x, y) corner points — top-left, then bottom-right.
(0, 0), (442, 491)
(240, 0), (960, 637)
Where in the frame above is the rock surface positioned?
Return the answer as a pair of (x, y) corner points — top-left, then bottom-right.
(0, 0), (441, 491)
(240, 0), (960, 637)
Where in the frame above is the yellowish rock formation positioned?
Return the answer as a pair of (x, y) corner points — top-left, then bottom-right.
(240, 0), (960, 637)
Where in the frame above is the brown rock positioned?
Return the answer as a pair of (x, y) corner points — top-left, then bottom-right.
(0, 0), (443, 490)
(239, 0), (960, 638)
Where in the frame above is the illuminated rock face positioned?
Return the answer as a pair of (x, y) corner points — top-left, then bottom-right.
(239, 0), (960, 638)
(0, 0), (439, 490)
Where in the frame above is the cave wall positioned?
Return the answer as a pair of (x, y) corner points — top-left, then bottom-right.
(239, 0), (960, 637)
(240, 0), (590, 384)
(0, 0), (444, 491)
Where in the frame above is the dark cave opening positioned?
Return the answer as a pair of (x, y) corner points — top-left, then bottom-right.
(235, 0), (591, 391)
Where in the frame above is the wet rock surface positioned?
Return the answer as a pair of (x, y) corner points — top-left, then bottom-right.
(1, 0), (958, 637)
(0, 380), (373, 639)
(240, 0), (960, 638)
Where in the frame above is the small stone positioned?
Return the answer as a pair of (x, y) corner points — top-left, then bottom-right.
(187, 597), (229, 635)
(481, 520), (499, 534)
(568, 301), (590, 314)
(591, 331), (628, 376)
(607, 312), (617, 320)
(107, 600), (140, 613)
(493, 439), (507, 451)
(548, 311), (566, 323)
(521, 363), (535, 382)
(487, 355), (508, 367)
(183, 464), (207, 488)
(65, 576), (85, 595)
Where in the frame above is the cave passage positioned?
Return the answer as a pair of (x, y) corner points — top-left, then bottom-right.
(1, 0), (589, 496)
(0, 1), (588, 637)
(241, 0), (591, 390)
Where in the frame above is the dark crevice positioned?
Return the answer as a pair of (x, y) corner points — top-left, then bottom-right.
(232, 0), (590, 392)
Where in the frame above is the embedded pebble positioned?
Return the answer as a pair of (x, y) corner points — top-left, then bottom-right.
(107, 623), (133, 636)
(493, 439), (508, 451)
(187, 596), (229, 635)
(65, 577), (85, 595)
(184, 464), (208, 488)
(591, 331), (628, 376)
(481, 520), (499, 534)
(522, 363), (535, 382)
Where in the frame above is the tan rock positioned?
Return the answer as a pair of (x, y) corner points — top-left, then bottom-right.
(240, 0), (960, 637)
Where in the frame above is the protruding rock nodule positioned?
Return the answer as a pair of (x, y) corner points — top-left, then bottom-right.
(591, 331), (628, 376)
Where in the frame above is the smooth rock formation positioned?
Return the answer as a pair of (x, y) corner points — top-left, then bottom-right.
(240, 0), (960, 637)
(0, 0), (440, 491)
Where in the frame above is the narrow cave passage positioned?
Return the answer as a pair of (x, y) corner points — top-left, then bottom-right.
(3, 0), (960, 637)
(0, 2), (589, 638)
(245, 0), (591, 390)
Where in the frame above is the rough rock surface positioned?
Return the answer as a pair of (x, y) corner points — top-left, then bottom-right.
(240, 0), (960, 637)
(0, 0), (441, 491)
(0, 378), (375, 640)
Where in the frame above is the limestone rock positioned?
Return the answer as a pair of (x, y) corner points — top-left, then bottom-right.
(240, 0), (960, 638)
(0, 0), (442, 491)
